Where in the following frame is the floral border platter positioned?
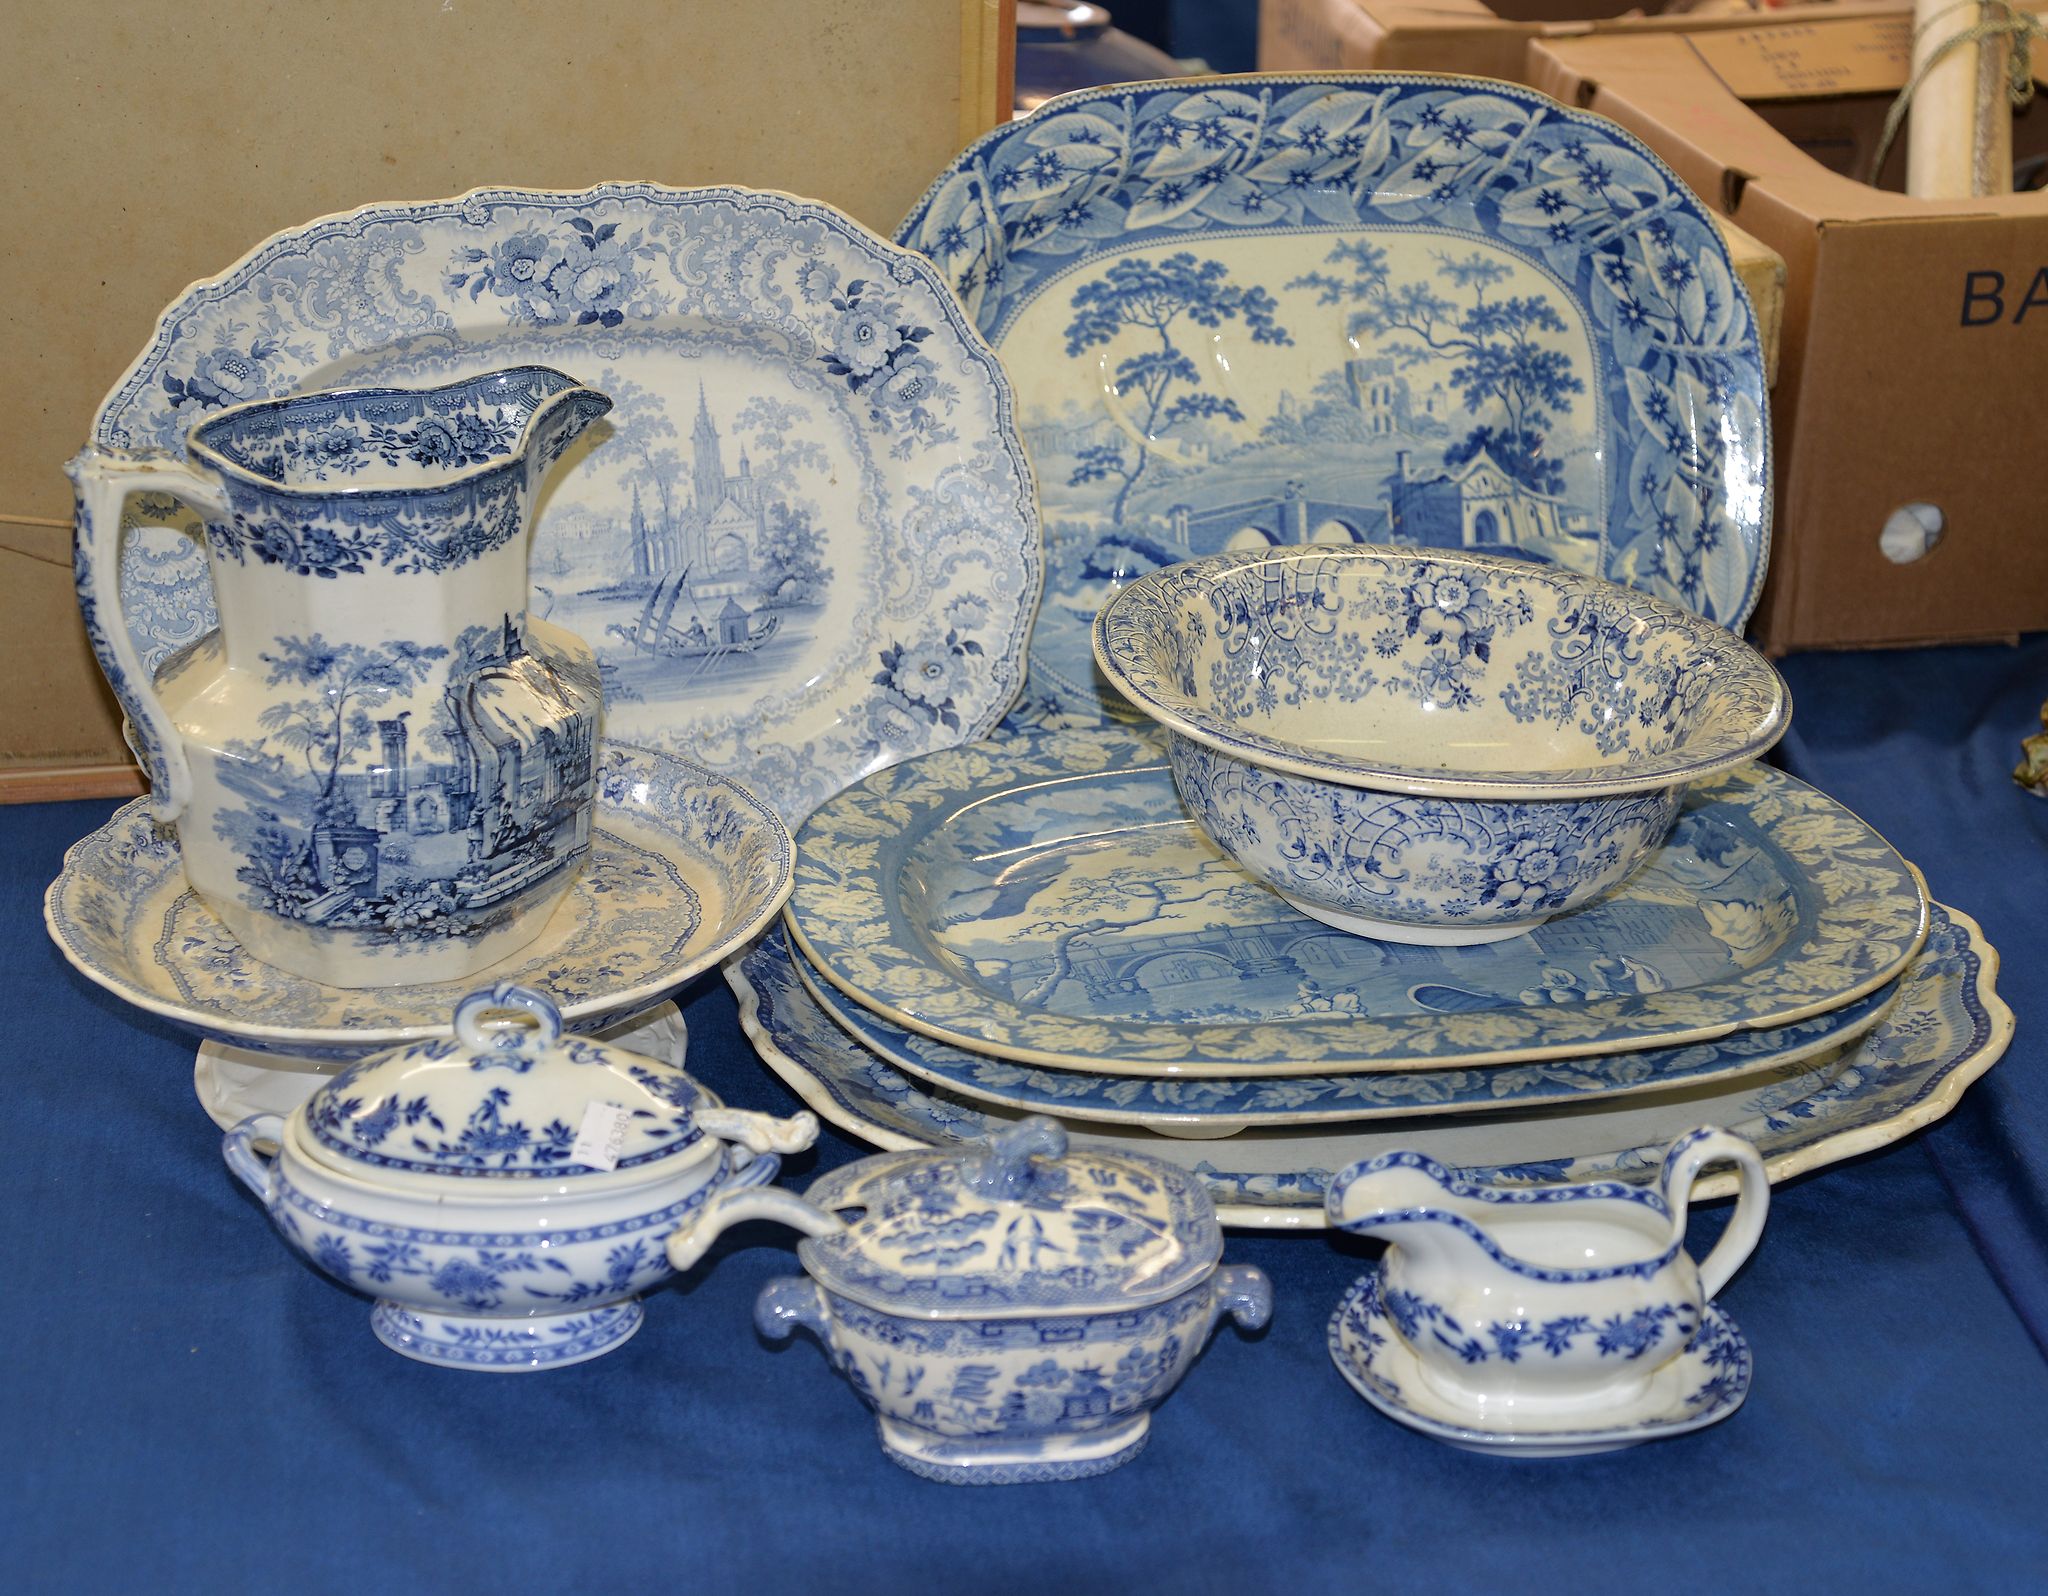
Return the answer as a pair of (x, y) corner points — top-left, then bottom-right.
(730, 904), (2010, 1228)
(94, 183), (1042, 823)
(785, 730), (1927, 1075)
(45, 743), (791, 1061)
(788, 930), (1900, 1130)
(1329, 1270), (1750, 1456)
(895, 75), (1770, 725)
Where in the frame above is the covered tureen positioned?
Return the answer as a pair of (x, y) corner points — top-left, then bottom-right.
(222, 982), (816, 1370)
(666, 1116), (1272, 1482)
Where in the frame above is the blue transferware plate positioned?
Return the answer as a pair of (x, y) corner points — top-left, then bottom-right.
(785, 730), (1927, 1076)
(894, 75), (1770, 725)
(93, 183), (1042, 824)
(729, 904), (2010, 1228)
(1328, 1268), (1750, 1456)
(789, 931), (1900, 1129)
(44, 743), (791, 1063)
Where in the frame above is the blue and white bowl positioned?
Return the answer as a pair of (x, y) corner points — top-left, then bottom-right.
(1093, 546), (1789, 944)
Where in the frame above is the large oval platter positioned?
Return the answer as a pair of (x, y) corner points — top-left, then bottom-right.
(788, 932), (1901, 1130)
(895, 75), (1769, 724)
(785, 730), (1927, 1076)
(731, 905), (2009, 1228)
(95, 183), (1042, 822)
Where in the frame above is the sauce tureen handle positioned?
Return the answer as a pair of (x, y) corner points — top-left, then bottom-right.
(221, 1113), (285, 1205)
(694, 1105), (820, 1157)
(754, 1276), (834, 1347)
(665, 1182), (846, 1274)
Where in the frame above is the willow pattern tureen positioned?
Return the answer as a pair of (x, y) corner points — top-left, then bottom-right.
(668, 1116), (1272, 1482)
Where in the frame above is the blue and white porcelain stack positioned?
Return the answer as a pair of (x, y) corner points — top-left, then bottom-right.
(41, 80), (2015, 1469)
(729, 75), (2013, 1455)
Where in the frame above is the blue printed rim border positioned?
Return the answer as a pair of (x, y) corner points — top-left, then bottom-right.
(1325, 1269), (1751, 1445)
(788, 935), (1900, 1128)
(785, 730), (1929, 1075)
(895, 71), (1773, 635)
(1093, 546), (1789, 799)
(89, 181), (1047, 797)
(726, 901), (2010, 1228)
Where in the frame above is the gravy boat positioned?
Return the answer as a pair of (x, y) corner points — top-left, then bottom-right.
(1326, 1127), (1768, 1417)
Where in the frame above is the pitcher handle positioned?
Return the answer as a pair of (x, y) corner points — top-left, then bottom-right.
(1658, 1126), (1771, 1300)
(64, 447), (229, 823)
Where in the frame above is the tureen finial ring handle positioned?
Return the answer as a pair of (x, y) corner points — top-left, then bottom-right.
(453, 983), (565, 1058)
(963, 1116), (1068, 1199)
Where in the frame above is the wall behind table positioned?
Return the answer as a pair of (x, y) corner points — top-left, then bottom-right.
(0, 0), (1012, 790)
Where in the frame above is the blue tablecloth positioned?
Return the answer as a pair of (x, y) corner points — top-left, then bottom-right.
(6, 636), (2045, 1594)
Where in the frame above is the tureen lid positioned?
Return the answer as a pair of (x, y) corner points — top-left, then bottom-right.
(794, 1118), (1222, 1317)
(295, 984), (717, 1188)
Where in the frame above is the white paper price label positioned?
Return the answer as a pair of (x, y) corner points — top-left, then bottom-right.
(571, 1100), (634, 1172)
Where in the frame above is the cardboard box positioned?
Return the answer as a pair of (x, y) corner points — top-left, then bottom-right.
(1531, 19), (2048, 652)
(1258, 0), (1914, 84)
(1, 0), (1013, 797)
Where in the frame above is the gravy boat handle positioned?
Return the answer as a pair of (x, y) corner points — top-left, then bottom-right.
(1659, 1126), (1771, 1299)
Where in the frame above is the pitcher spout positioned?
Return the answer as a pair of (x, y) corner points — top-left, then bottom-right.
(1324, 1149), (1487, 1258)
(512, 367), (613, 478)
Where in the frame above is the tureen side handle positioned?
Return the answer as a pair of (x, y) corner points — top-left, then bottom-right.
(665, 1183), (846, 1273)
(1657, 1125), (1772, 1300)
(694, 1105), (820, 1158)
(755, 1276), (835, 1349)
(1204, 1264), (1274, 1340)
(222, 1113), (286, 1205)
(65, 447), (232, 824)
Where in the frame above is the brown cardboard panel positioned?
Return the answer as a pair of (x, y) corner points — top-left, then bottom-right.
(1688, 13), (2048, 100)
(1260, 0), (1917, 83)
(2, 1), (1012, 784)
(1687, 17), (1916, 98)
(1533, 30), (2048, 651)
(0, 517), (132, 770)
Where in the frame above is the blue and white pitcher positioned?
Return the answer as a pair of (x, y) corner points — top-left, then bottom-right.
(68, 367), (612, 987)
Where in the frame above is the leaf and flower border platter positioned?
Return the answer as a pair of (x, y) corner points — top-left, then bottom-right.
(785, 731), (1927, 1076)
(45, 744), (791, 1060)
(788, 933), (1902, 1130)
(731, 904), (2010, 1228)
(93, 182), (1042, 823)
(894, 74), (1770, 724)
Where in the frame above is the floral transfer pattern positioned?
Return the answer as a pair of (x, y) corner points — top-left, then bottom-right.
(1171, 737), (1679, 933)
(786, 730), (1925, 1074)
(1101, 549), (1785, 791)
(270, 1168), (704, 1316)
(92, 184), (1040, 824)
(732, 904), (2003, 1226)
(1329, 1272), (1751, 1445)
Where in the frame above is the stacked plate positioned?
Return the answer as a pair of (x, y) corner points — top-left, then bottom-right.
(732, 729), (2010, 1227)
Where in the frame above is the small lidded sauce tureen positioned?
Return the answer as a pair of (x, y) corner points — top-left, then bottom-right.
(222, 982), (816, 1370)
(667, 1116), (1271, 1482)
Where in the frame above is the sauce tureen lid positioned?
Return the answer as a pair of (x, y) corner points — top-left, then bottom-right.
(794, 1118), (1223, 1317)
(295, 984), (718, 1189)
